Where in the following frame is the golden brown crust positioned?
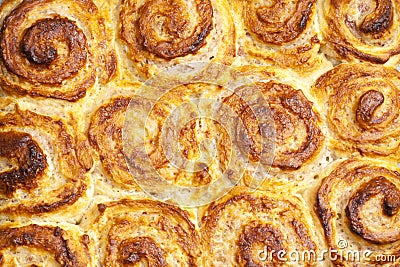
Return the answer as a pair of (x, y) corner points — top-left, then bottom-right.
(319, 0), (400, 65)
(88, 96), (137, 189)
(0, 131), (47, 197)
(313, 63), (400, 159)
(231, 0), (328, 74)
(88, 199), (199, 266)
(244, 0), (315, 45)
(121, 0), (213, 59)
(4, 1), (400, 266)
(116, 0), (235, 78)
(90, 84), (235, 190)
(315, 158), (400, 265)
(200, 187), (320, 266)
(225, 81), (324, 170)
(346, 176), (400, 243)
(0, 224), (89, 267)
(0, 104), (88, 215)
(142, 84), (231, 187)
(0, 0), (116, 101)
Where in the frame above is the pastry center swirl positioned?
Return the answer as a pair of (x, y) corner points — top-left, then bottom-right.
(346, 176), (400, 244)
(136, 0), (213, 59)
(244, 0), (315, 44)
(1, 16), (87, 85)
(356, 90), (387, 128)
(118, 237), (167, 266)
(0, 131), (47, 197)
(237, 223), (286, 266)
(357, 0), (393, 36)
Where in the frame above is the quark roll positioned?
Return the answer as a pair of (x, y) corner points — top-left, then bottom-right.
(115, 0), (235, 78)
(0, 0), (116, 101)
(200, 187), (322, 266)
(316, 158), (400, 266)
(0, 223), (91, 266)
(318, 0), (400, 65)
(0, 102), (90, 218)
(83, 199), (200, 266)
(313, 63), (400, 160)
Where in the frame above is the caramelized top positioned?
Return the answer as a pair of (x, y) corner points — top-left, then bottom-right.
(0, 131), (47, 197)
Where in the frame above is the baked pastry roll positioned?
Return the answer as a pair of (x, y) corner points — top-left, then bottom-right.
(318, 0), (400, 65)
(229, 77), (323, 170)
(230, 0), (329, 74)
(0, 222), (91, 266)
(315, 158), (400, 266)
(200, 186), (323, 266)
(112, 0), (235, 78)
(225, 67), (327, 187)
(312, 63), (400, 159)
(0, 100), (90, 221)
(89, 77), (255, 204)
(83, 199), (199, 266)
(0, 0), (116, 101)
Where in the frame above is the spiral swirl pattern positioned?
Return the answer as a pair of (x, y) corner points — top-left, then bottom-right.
(0, 0), (116, 101)
(201, 187), (319, 266)
(89, 97), (137, 189)
(244, 0), (315, 45)
(230, 0), (324, 72)
(224, 80), (323, 170)
(91, 63), (275, 205)
(117, 0), (235, 77)
(0, 104), (88, 215)
(313, 63), (400, 157)
(319, 0), (400, 64)
(123, 0), (213, 59)
(89, 92), (232, 189)
(137, 84), (231, 188)
(88, 199), (199, 266)
(0, 224), (90, 266)
(316, 158), (400, 265)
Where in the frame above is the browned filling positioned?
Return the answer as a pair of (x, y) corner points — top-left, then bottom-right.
(245, 0), (315, 44)
(346, 176), (400, 244)
(0, 225), (83, 267)
(326, 0), (397, 63)
(1, 16), (87, 84)
(237, 223), (286, 266)
(0, 131), (47, 197)
(118, 237), (167, 266)
(224, 82), (323, 170)
(356, 90), (389, 128)
(121, 0), (213, 59)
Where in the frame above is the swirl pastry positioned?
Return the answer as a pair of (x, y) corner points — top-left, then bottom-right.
(313, 63), (400, 158)
(200, 187), (321, 266)
(318, 0), (400, 65)
(0, 103), (89, 217)
(91, 83), (241, 191)
(0, 224), (90, 267)
(0, 223), (90, 266)
(0, 0), (116, 101)
(88, 96), (137, 189)
(223, 75), (324, 172)
(115, 0), (235, 78)
(85, 199), (199, 266)
(89, 93), (230, 192)
(316, 158), (400, 266)
(230, 0), (328, 73)
(132, 84), (233, 188)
